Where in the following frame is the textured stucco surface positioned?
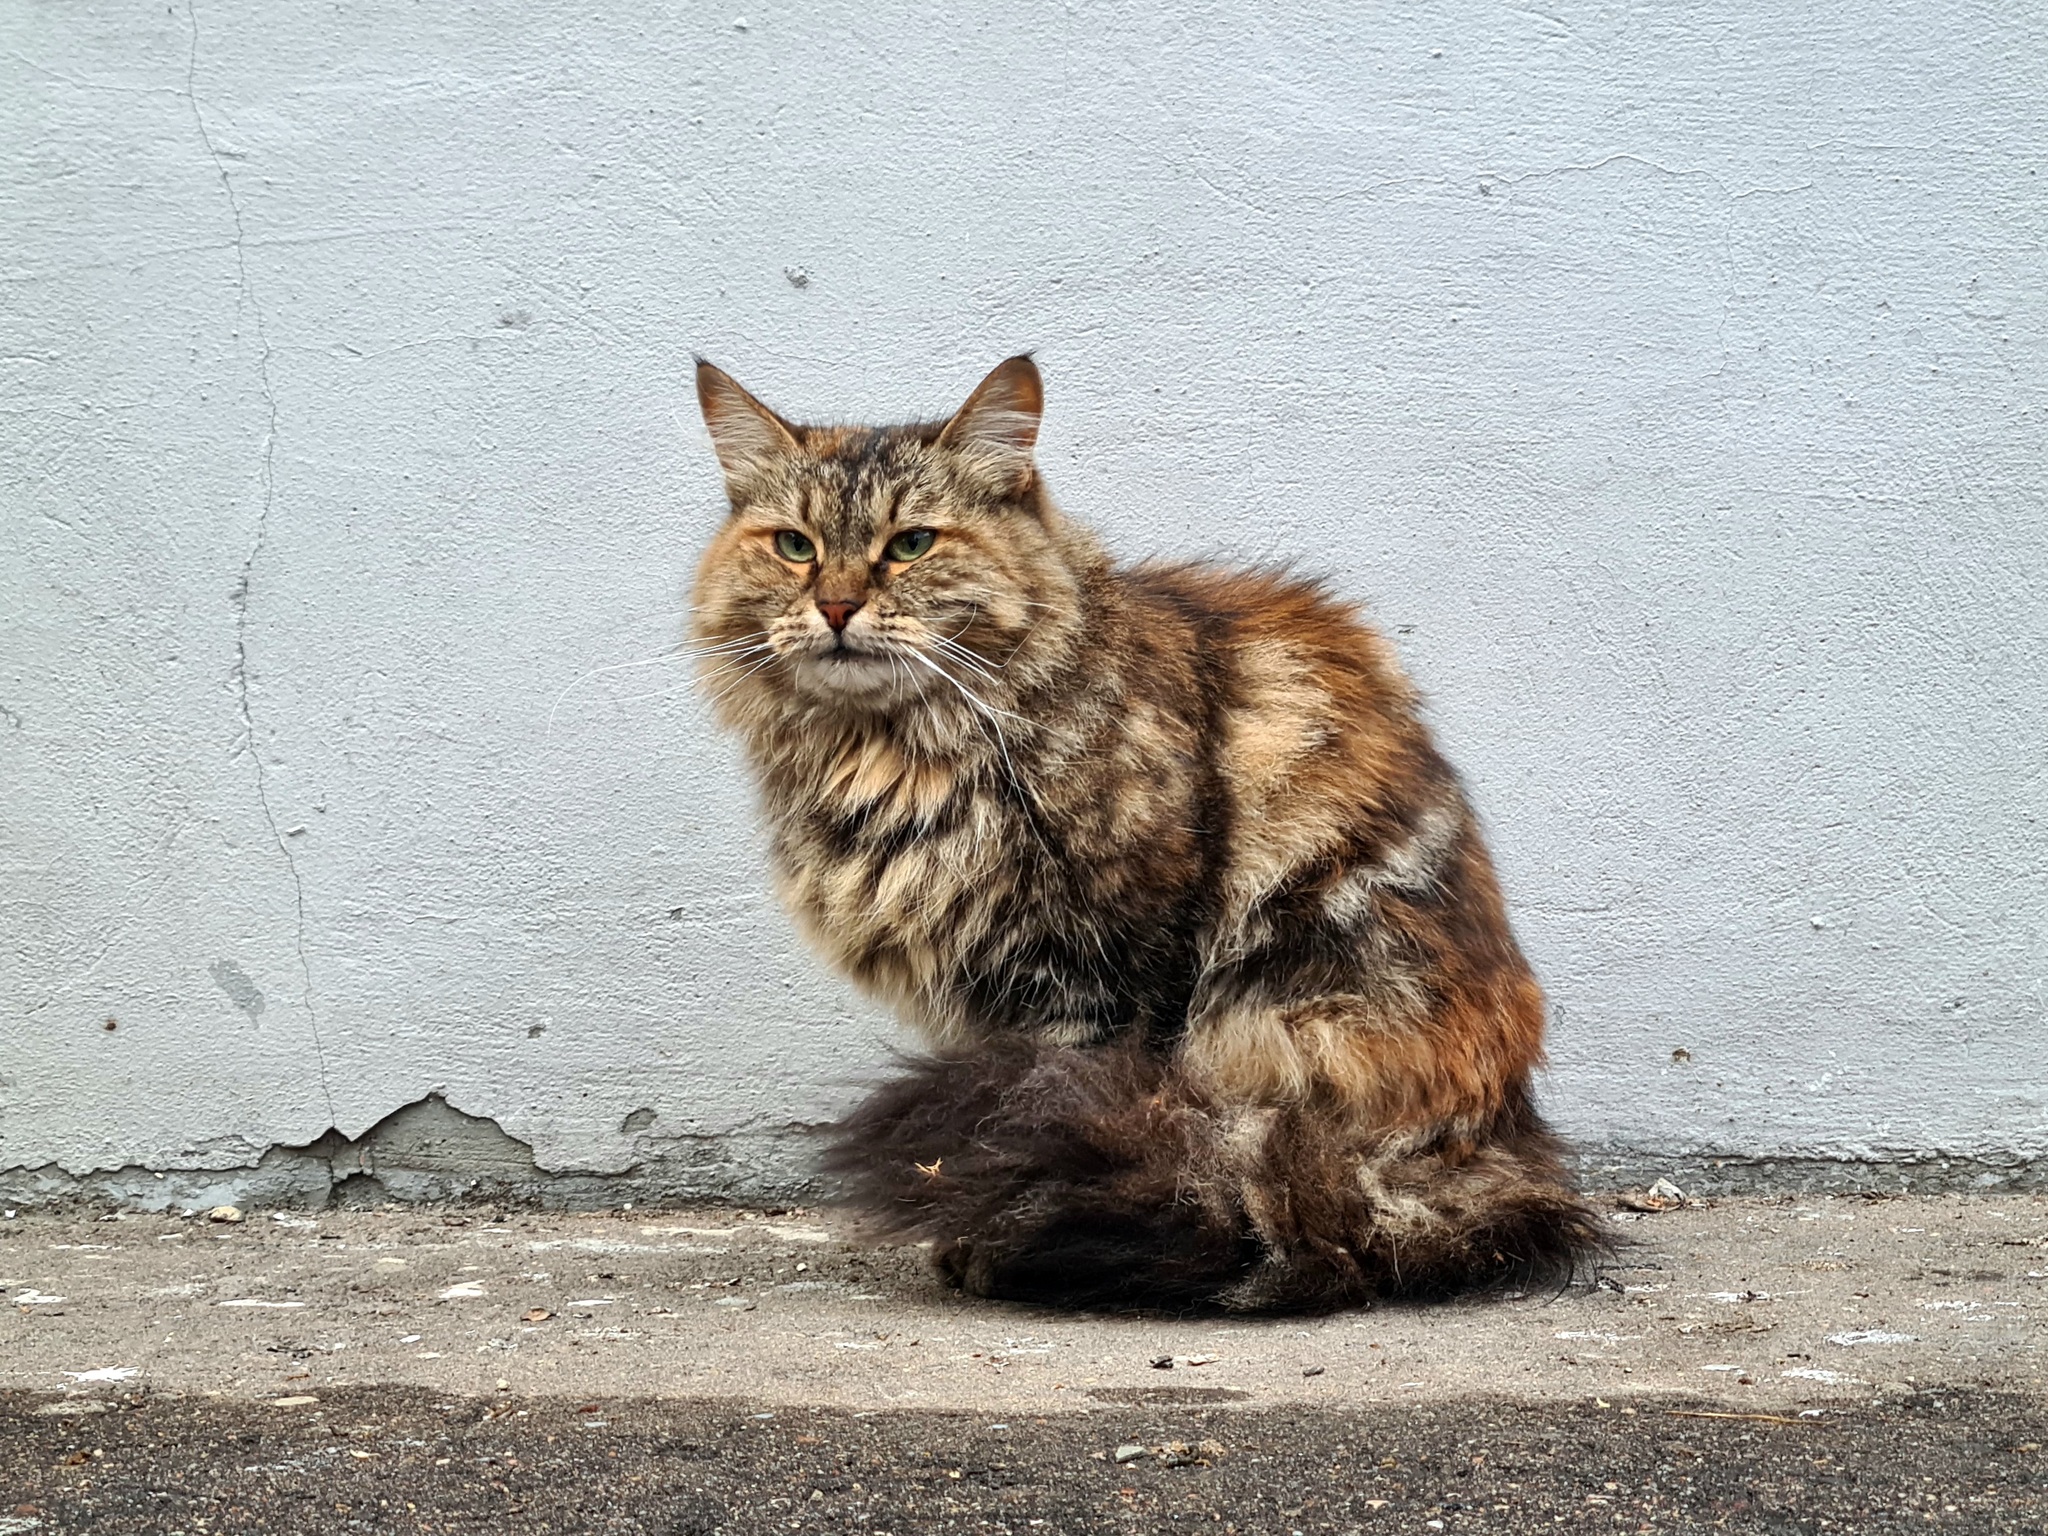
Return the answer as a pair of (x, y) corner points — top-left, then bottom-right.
(3, 1), (2044, 1200)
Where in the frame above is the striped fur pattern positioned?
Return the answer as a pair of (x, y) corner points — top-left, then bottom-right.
(689, 355), (1600, 1311)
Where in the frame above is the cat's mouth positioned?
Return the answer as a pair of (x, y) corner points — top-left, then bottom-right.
(806, 631), (887, 662)
(785, 642), (906, 698)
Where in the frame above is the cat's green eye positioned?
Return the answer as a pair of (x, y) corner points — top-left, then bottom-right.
(885, 528), (937, 563)
(773, 529), (817, 562)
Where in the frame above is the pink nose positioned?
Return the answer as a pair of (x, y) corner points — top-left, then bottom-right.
(817, 600), (863, 632)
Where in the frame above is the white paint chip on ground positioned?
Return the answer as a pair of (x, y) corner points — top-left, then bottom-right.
(1783, 1368), (1864, 1385)
(218, 1299), (307, 1309)
(438, 1282), (487, 1300)
(61, 1367), (140, 1383)
(1827, 1331), (1918, 1346)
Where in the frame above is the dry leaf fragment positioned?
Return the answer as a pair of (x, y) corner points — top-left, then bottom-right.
(1617, 1180), (1688, 1213)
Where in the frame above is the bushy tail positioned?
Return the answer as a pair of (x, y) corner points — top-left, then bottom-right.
(823, 1038), (1603, 1313)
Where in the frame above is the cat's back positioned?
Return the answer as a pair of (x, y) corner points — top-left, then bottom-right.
(1123, 562), (1464, 897)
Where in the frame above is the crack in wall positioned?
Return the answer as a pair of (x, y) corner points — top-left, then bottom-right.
(183, 0), (334, 1125)
(1480, 151), (1815, 202)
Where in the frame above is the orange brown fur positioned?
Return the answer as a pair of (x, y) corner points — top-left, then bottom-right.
(688, 354), (1599, 1311)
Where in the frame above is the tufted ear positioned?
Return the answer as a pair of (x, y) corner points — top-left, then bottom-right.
(695, 358), (801, 483)
(936, 355), (1043, 473)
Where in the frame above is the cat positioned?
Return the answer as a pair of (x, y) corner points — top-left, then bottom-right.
(688, 353), (1600, 1312)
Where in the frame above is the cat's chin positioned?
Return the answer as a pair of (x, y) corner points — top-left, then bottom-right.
(785, 648), (917, 705)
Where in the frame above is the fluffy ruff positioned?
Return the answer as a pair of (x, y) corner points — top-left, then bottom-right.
(825, 1038), (1603, 1314)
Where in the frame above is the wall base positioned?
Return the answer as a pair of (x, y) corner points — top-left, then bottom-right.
(3, 1103), (2039, 1212)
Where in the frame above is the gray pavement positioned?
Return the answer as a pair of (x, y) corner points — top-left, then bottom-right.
(2, 1194), (2044, 1531)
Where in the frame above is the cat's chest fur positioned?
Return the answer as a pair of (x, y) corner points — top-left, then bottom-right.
(764, 714), (1213, 1045)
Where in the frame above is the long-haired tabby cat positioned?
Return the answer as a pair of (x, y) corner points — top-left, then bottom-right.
(688, 354), (1599, 1312)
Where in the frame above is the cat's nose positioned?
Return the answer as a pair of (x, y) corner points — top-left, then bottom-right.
(817, 600), (864, 632)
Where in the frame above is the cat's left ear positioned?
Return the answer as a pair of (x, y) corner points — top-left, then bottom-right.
(937, 355), (1042, 482)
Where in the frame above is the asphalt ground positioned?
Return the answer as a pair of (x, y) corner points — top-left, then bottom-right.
(3, 1194), (2044, 1532)
(4, 1383), (2044, 1534)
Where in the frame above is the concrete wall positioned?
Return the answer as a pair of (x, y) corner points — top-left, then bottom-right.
(4, 0), (2044, 1206)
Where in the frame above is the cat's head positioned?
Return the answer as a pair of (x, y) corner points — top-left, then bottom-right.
(689, 356), (1086, 720)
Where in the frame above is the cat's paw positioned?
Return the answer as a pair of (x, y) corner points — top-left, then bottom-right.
(931, 1238), (982, 1293)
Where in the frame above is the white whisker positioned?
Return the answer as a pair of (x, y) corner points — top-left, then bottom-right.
(898, 649), (1049, 853)
(546, 632), (772, 737)
(900, 649), (1028, 724)
(926, 636), (1006, 687)
(923, 605), (1030, 675)
(602, 648), (778, 710)
(698, 650), (784, 708)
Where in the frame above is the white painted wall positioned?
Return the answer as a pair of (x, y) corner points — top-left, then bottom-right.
(5, 0), (2044, 1195)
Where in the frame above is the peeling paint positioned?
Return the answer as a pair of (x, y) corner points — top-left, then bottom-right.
(0, 1095), (823, 1211)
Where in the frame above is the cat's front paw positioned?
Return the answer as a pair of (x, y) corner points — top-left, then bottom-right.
(931, 1237), (988, 1294)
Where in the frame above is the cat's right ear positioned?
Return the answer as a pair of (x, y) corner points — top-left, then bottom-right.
(937, 354), (1043, 478)
(696, 358), (801, 485)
